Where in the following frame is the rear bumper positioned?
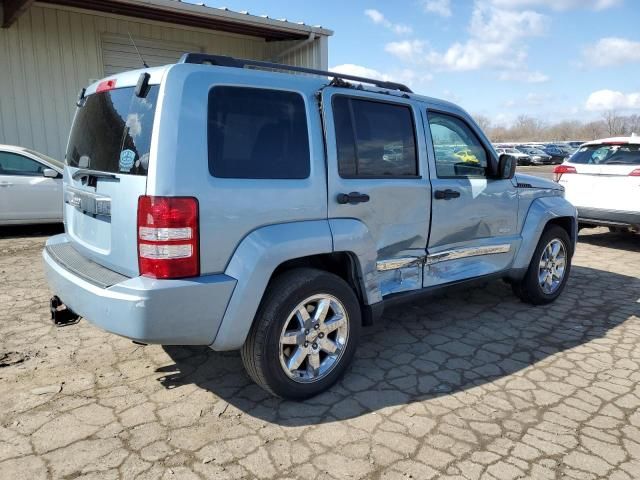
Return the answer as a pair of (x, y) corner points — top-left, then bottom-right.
(578, 207), (640, 227)
(43, 234), (236, 345)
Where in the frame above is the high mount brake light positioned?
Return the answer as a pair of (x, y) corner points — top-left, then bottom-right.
(96, 79), (117, 93)
(553, 165), (577, 182)
(137, 196), (199, 279)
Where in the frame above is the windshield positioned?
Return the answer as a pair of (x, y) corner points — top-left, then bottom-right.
(506, 148), (520, 154)
(23, 148), (64, 169)
(570, 144), (640, 165)
(66, 85), (159, 175)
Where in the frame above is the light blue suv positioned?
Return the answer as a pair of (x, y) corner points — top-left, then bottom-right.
(43, 54), (577, 399)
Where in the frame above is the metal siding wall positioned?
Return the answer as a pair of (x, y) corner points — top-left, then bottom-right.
(0, 4), (326, 160)
(265, 37), (328, 69)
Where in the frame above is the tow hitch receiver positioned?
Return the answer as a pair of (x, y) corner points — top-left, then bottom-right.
(50, 296), (80, 327)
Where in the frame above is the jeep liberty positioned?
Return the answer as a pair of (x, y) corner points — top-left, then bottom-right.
(43, 54), (577, 399)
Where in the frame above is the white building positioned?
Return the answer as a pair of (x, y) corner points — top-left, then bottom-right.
(0, 0), (332, 159)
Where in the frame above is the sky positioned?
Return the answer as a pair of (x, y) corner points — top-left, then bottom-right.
(198, 0), (640, 126)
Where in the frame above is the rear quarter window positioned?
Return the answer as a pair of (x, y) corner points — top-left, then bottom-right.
(207, 86), (310, 179)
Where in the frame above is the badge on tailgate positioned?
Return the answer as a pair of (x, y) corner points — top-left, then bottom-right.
(64, 187), (111, 217)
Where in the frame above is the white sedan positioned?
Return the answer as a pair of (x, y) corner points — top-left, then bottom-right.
(553, 136), (640, 232)
(0, 144), (64, 225)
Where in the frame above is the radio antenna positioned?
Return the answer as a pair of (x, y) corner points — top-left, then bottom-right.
(128, 31), (149, 68)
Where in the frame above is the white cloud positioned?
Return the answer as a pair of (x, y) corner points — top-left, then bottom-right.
(126, 113), (142, 137)
(364, 9), (412, 35)
(490, 0), (621, 10)
(585, 90), (640, 111)
(387, 2), (546, 72)
(498, 70), (550, 82)
(582, 37), (640, 67)
(331, 63), (391, 81)
(421, 0), (452, 17)
(384, 40), (426, 62)
(330, 64), (432, 87)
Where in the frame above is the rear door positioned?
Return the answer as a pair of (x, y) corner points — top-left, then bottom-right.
(63, 82), (160, 276)
(322, 89), (431, 296)
(0, 151), (61, 222)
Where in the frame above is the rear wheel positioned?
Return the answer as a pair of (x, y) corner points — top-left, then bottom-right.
(512, 225), (572, 305)
(241, 268), (361, 400)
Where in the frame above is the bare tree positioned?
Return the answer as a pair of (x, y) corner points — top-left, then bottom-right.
(472, 114), (492, 133)
(478, 112), (638, 143)
(602, 110), (626, 136)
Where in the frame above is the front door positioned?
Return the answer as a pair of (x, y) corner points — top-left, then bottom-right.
(424, 109), (519, 287)
(0, 151), (61, 222)
(322, 88), (431, 296)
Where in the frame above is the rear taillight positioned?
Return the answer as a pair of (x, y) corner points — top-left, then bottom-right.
(553, 165), (577, 182)
(629, 168), (640, 177)
(137, 196), (199, 279)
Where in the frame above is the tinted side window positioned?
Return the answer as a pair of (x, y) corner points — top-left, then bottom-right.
(333, 96), (418, 178)
(208, 87), (310, 179)
(0, 152), (45, 176)
(428, 112), (488, 178)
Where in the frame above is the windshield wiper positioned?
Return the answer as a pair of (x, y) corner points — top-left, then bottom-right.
(71, 169), (119, 181)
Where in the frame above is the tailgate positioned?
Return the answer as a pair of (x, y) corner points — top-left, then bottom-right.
(63, 83), (160, 277)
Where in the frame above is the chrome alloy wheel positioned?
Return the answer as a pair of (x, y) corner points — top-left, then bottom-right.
(279, 294), (349, 383)
(538, 239), (567, 294)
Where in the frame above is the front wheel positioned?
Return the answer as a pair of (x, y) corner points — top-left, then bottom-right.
(512, 225), (572, 305)
(241, 268), (361, 400)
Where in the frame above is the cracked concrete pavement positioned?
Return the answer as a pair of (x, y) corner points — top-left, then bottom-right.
(0, 225), (639, 479)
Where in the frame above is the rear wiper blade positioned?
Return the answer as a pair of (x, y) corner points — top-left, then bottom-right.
(71, 169), (119, 180)
(603, 161), (633, 165)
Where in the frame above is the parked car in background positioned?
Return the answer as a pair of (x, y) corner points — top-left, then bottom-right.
(43, 55), (577, 399)
(0, 145), (63, 225)
(516, 146), (553, 165)
(554, 136), (640, 232)
(495, 147), (532, 166)
(540, 144), (567, 164)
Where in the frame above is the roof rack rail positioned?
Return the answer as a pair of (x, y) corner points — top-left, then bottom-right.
(178, 53), (413, 93)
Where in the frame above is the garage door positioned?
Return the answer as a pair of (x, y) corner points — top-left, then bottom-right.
(101, 34), (203, 76)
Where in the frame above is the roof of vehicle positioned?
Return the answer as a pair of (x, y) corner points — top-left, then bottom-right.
(582, 136), (640, 146)
(87, 60), (465, 115)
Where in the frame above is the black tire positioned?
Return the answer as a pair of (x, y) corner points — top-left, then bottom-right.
(512, 225), (572, 305)
(241, 268), (361, 400)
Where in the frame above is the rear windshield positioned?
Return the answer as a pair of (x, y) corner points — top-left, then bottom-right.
(66, 85), (159, 175)
(570, 144), (640, 165)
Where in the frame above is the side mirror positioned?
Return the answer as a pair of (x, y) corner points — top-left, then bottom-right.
(43, 168), (59, 178)
(497, 154), (517, 180)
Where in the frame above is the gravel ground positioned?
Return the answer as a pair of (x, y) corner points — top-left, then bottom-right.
(0, 225), (639, 480)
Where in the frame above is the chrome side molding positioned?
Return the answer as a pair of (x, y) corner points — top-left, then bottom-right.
(376, 256), (424, 272)
(426, 244), (511, 265)
(377, 244), (511, 271)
